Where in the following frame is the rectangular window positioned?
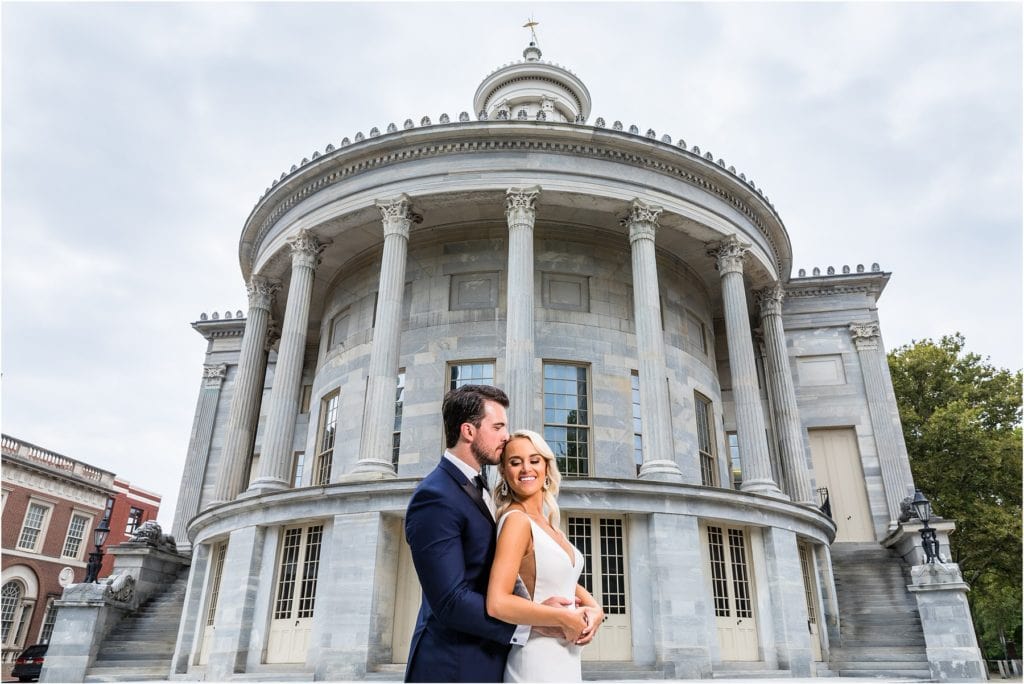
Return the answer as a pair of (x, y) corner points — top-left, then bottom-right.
(727, 432), (742, 489)
(315, 392), (339, 486)
(631, 371), (643, 476)
(18, 502), (51, 552)
(393, 370), (406, 468)
(125, 507), (144, 536)
(727, 528), (753, 618)
(695, 393), (718, 487)
(61, 513), (91, 560)
(543, 363), (590, 478)
(291, 452), (305, 488)
(448, 361), (495, 390)
(38, 599), (57, 644)
(205, 543), (228, 627)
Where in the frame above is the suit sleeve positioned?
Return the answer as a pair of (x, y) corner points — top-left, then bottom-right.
(405, 484), (516, 645)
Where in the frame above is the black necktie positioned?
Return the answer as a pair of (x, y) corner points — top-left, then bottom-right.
(474, 473), (489, 495)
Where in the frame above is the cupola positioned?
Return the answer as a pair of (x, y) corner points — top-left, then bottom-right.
(472, 38), (592, 123)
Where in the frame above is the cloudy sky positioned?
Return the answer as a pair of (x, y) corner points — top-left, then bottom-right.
(3, 2), (1021, 527)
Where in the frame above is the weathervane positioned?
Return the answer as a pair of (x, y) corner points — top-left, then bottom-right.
(523, 16), (539, 44)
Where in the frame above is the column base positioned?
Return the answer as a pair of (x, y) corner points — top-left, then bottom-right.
(242, 478), (289, 496)
(638, 460), (685, 482)
(341, 460), (398, 482)
(740, 478), (789, 499)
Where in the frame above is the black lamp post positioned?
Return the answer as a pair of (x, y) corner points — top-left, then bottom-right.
(83, 517), (111, 583)
(911, 489), (940, 563)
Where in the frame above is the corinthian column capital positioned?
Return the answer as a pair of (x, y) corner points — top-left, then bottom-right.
(622, 199), (663, 244)
(505, 186), (541, 228)
(287, 229), (326, 269)
(707, 235), (750, 275)
(376, 194), (422, 239)
(849, 322), (881, 351)
(755, 283), (785, 318)
(202, 363), (227, 387)
(247, 276), (281, 312)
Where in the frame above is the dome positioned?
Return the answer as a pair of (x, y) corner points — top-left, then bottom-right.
(472, 41), (592, 123)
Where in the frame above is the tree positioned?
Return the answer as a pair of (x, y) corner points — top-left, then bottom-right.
(888, 333), (1022, 660)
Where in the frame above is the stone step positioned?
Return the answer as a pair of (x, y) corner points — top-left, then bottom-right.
(836, 668), (931, 678)
(84, 664), (170, 681)
(831, 647), (929, 659)
(832, 660), (930, 669)
(712, 669), (792, 679)
(583, 661), (676, 680)
(95, 649), (175, 661)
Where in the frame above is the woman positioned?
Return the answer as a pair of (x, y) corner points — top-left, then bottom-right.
(486, 429), (605, 682)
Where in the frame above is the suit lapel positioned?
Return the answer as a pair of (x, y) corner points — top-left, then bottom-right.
(439, 458), (495, 525)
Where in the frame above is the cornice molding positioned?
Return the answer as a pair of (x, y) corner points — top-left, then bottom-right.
(244, 134), (785, 276)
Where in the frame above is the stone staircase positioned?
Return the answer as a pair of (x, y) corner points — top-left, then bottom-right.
(83, 570), (189, 682)
(829, 543), (931, 679)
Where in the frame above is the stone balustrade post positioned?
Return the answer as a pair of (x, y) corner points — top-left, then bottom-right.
(708, 236), (783, 497)
(351, 195), (420, 478)
(248, 230), (323, 493)
(756, 284), (814, 504)
(504, 186), (540, 429)
(625, 200), (684, 482)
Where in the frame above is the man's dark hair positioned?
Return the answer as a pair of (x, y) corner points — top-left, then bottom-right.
(442, 384), (509, 449)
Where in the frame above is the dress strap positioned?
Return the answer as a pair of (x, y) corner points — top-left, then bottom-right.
(496, 508), (531, 536)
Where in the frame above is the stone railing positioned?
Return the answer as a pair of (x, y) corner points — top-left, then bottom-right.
(1, 434), (114, 486)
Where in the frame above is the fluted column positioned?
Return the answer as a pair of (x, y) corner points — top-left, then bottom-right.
(625, 200), (684, 482)
(208, 277), (279, 506)
(248, 230), (323, 493)
(351, 195), (420, 478)
(756, 284), (814, 504)
(708, 236), (783, 497)
(172, 363), (226, 550)
(504, 186), (539, 429)
(849, 322), (914, 525)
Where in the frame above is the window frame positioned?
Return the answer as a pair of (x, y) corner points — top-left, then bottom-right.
(631, 371), (643, 476)
(16, 499), (54, 554)
(393, 370), (406, 468)
(61, 511), (95, 561)
(542, 361), (592, 478)
(695, 392), (718, 487)
(314, 391), (340, 486)
(125, 506), (145, 536)
(446, 360), (496, 391)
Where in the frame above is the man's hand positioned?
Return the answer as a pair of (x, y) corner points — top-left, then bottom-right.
(529, 596), (575, 639)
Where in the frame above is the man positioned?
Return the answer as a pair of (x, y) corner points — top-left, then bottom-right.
(404, 385), (578, 682)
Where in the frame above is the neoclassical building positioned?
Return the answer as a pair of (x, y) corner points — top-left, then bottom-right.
(164, 39), (982, 681)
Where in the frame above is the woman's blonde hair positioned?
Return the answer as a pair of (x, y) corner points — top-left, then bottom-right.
(494, 429), (562, 526)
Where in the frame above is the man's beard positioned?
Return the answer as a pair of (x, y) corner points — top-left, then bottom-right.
(471, 436), (498, 468)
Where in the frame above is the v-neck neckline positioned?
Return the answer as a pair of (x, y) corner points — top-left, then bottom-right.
(527, 515), (577, 567)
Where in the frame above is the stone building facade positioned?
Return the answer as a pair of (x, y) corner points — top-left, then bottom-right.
(167, 40), (983, 681)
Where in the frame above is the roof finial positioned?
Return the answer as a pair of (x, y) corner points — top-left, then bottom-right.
(523, 16), (540, 45)
(522, 16), (542, 61)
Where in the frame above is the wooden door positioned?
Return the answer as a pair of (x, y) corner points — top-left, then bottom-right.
(196, 542), (226, 665)
(798, 542), (823, 661)
(809, 429), (875, 542)
(703, 524), (759, 661)
(567, 515), (632, 661)
(266, 525), (323, 663)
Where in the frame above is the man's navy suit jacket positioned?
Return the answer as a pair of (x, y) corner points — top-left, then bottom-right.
(404, 457), (515, 682)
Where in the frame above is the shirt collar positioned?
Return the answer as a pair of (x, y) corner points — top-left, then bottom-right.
(443, 451), (481, 482)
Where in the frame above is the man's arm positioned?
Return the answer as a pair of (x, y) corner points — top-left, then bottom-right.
(405, 486), (515, 644)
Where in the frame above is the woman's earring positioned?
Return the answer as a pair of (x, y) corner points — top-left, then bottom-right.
(543, 476), (551, 490)
(500, 480), (509, 497)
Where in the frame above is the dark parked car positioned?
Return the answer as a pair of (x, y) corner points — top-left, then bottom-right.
(11, 643), (47, 682)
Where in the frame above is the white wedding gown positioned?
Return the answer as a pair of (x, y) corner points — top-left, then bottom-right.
(498, 511), (584, 683)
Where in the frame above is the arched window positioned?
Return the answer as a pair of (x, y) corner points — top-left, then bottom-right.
(1, 580), (33, 651)
(1, 581), (23, 645)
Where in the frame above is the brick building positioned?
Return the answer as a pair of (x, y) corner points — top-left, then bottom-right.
(0, 434), (161, 675)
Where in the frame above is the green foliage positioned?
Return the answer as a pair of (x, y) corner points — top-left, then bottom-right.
(888, 333), (1022, 660)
